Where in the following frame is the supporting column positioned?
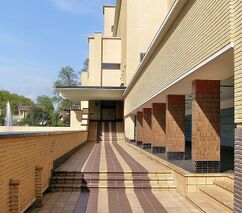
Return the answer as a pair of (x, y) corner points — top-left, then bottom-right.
(192, 80), (220, 173)
(136, 111), (143, 147)
(124, 115), (135, 143)
(143, 108), (152, 149)
(34, 166), (43, 207)
(166, 95), (185, 160)
(9, 179), (20, 213)
(152, 103), (166, 153)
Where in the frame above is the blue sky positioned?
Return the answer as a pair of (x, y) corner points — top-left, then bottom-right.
(0, 0), (115, 100)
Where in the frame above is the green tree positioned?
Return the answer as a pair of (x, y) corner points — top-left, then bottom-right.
(55, 66), (79, 87)
(22, 105), (53, 126)
(37, 95), (54, 113)
(81, 59), (89, 72)
(0, 90), (33, 115)
(54, 66), (79, 113)
(0, 116), (4, 126)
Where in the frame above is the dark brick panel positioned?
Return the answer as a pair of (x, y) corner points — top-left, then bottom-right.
(235, 127), (242, 212)
(192, 161), (220, 173)
(166, 152), (185, 160)
(152, 146), (166, 154)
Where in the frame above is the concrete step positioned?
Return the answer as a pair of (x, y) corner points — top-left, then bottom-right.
(186, 192), (231, 213)
(52, 176), (83, 185)
(213, 180), (234, 193)
(51, 180), (176, 191)
(86, 184), (176, 190)
(82, 171), (172, 179)
(83, 176), (174, 181)
(51, 170), (175, 191)
(199, 186), (233, 212)
(51, 183), (82, 192)
(53, 171), (83, 177)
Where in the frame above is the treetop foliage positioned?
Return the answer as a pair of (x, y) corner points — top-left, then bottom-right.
(0, 90), (33, 115)
(54, 66), (79, 87)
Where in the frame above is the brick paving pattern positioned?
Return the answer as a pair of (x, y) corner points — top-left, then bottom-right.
(28, 122), (200, 213)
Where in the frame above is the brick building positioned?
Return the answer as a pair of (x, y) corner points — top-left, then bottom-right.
(55, 0), (241, 211)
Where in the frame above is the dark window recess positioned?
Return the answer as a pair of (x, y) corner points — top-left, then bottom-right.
(140, 52), (146, 62)
(102, 63), (121, 70)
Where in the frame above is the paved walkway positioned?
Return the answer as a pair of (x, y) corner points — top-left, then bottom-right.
(29, 122), (200, 213)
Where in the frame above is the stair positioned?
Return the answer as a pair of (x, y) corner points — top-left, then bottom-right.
(83, 171), (176, 190)
(51, 171), (84, 192)
(51, 171), (176, 191)
(213, 179), (234, 193)
(186, 179), (234, 212)
(51, 122), (177, 193)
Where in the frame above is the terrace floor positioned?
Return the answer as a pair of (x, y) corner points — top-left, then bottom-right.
(28, 122), (200, 213)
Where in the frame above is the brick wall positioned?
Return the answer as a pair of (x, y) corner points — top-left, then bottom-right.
(143, 108), (152, 147)
(152, 103), (166, 153)
(136, 112), (143, 143)
(192, 80), (220, 173)
(186, 108), (235, 147)
(124, 0), (232, 115)
(166, 95), (185, 160)
(233, 0), (242, 211)
(235, 128), (242, 212)
(0, 131), (87, 213)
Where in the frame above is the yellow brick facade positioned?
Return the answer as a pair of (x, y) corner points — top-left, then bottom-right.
(124, 0), (233, 115)
(0, 131), (87, 213)
(115, 0), (175, 85)
(234, 0), (242, 124)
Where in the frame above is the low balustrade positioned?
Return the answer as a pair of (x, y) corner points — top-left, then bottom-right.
(0, 130), (87, 213)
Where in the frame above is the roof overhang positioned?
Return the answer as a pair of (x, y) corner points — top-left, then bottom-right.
(57, 86), (126, 101)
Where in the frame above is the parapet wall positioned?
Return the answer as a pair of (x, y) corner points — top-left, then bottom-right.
(0, 131), (87, 213)
(0, 126), (85, 133)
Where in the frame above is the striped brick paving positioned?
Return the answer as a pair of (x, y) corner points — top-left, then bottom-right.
(29, 122), (200, 213)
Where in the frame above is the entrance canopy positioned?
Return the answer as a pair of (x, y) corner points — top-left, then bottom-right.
(57, 86), (126, 101)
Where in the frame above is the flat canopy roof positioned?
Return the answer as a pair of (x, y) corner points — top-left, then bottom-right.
(57, 86), (126, 101)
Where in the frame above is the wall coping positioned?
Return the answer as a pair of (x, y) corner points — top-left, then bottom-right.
(0, 130), (87, 139)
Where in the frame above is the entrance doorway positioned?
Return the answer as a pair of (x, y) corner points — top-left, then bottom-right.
(89, 100), (123, 121)
(101, 101), (123, 121)
(101, 101), (116, 121)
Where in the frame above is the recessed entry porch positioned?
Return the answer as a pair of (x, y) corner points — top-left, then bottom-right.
(58, 86), (126, 123)
(89, 100), (124, 121)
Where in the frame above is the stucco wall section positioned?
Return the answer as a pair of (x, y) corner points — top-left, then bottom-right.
(125, 0), (174, 85)
(104, 6), (115, 37)
(102, 38), (121, 63)
(85, 33), (102, 86)
(124, 115), (135, 141)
